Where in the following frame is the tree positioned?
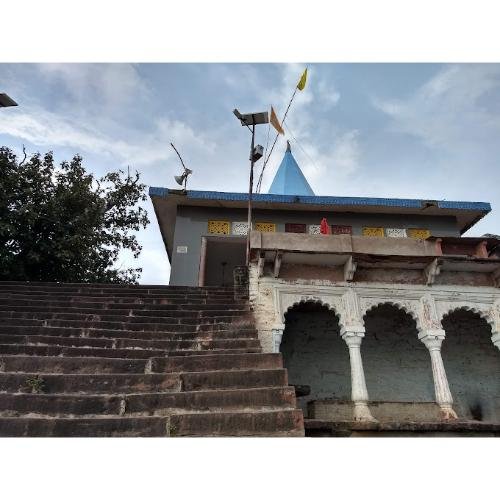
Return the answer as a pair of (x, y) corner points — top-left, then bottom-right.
(0, 147), (149, 283)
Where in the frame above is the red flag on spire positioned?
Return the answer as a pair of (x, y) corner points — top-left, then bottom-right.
(320, 218), (331, 235)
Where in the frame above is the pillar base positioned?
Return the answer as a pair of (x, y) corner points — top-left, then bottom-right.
(439, 404), (458, 421)
(353, 402), (377, 423)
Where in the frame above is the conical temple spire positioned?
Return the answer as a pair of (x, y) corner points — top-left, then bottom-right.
(268, 142), (315, 196)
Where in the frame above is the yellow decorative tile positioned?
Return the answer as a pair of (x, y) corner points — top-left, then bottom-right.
(255, 222), (276, 233)
(208, 220), (230, 235)
(407, 228), (431, 239)
(362, 227), (384, 237)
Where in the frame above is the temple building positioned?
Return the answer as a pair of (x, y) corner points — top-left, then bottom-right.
(150, 142), (500, 432)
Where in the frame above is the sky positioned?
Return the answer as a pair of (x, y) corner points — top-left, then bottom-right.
(1, 63), (500, 284)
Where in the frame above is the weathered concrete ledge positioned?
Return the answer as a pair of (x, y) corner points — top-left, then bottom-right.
(304, 419), (500, 437)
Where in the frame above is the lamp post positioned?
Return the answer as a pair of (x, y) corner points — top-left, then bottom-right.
(0, 93), (18, 108)
(233, 109), (269, 265)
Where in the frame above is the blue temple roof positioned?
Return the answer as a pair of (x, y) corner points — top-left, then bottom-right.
(149, 187), (491, 214)
(268, 142), (315, 196)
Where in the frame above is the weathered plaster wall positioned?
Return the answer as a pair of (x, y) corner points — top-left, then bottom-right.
(362, 304), (435, 402)
(170, 205), (460, 285)
(442, 310), (500, 421)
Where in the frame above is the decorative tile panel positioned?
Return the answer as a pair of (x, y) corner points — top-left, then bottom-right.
(331, 225), (352, 235)
(208, 220), (230, 235)
(386, 228), (407, 238)
(362, 227), (384, 237)
(407, 228), (431, 239)
(285, 223), (306, 233)
(231, 221), (249, 235)
(255, 222), (276, 233)
(308, 225), (321, 235)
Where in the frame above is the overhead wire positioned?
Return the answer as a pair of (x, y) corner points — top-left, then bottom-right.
(256, 85), (299, 193)
(284, 123), (321, 173)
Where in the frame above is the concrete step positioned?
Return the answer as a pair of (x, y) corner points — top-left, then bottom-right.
(0, 416), (170, 437)
(0, 409), (303, 437)
(0, 305), (248, 318)
(0, 310), (246, 325)
(0, 287), (239, 298)
(0, 352), (281, 374)
(180, 368), (287, 392)
(0, 282), (235, 293)
(152, 353), (283, 373)
(0, 325), (259, 340)
(0, 386), (296, 417)
(0, 300), (248, 312)
(0, 344), (261, 359)
(0, 294), (245, 306)
(169, 409), (304, 437)
(0, 368), (286, 394)
(0, 318), (251, 332)
(0, 372), (181, 394)
(0, 355), (148, 374)
(0, 334), (261, 351)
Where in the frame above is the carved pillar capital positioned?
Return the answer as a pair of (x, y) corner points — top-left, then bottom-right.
(418, 329), (446, 351)
(271, 323), (285, 353)
(341, 332), (364, 347)
(340, 325), (365, 340)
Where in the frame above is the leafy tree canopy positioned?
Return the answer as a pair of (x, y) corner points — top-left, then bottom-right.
(0, 147), (149, 283)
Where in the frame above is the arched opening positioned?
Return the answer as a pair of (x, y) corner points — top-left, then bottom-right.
(441, 309), (500, 421)
(362, 304), (434, 402)
(280, 301), (349, 413)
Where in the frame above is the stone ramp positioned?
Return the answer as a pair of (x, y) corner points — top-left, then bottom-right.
(0, 282), (304, 437)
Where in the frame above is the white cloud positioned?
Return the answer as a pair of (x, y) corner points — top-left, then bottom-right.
(317, 78), (340, 106)
(372, 64), (500, 150)
(0, 107), (215, 168)
(37, 63), (148, 113)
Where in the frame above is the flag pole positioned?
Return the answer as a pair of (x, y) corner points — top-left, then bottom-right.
(256, 86), (298, 193)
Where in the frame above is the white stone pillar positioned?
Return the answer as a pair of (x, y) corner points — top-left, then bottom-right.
(341, 330), (376, 422)
(419, 330), (458, 421)
(491, 332), (500, 352)
(272, 324), (285, 353)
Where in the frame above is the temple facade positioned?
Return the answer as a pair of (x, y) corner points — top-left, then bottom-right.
(150, 143), (500, 429)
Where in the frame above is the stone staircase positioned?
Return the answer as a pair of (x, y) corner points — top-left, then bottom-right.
(0, 282), (304, 437)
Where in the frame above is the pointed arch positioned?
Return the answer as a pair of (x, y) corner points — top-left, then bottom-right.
(362, 300), (422, 333)
(440, 304), (495, 333)
(285, 298), (341, 326)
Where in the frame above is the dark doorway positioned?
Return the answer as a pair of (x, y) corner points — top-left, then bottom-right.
(362, 304), (434, 402)
(280, 301), (349, 412)
(203, 237), (246, 286)
(441, 309), (500, 421)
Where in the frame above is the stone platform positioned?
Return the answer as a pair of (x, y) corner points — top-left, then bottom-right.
(308, 399), (442, 422)
(305, 419), (500, 437)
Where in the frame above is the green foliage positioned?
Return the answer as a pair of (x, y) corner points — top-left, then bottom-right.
(0, 147), (149, 283)
(25, 375), (46, 394)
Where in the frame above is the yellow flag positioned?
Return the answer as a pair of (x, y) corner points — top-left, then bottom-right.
(270, 106), (284, 135)
(297, 68), (308, 91)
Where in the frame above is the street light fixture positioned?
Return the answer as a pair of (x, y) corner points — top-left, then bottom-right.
(233, 108), (269, 264)
(0, 93), (18, 108)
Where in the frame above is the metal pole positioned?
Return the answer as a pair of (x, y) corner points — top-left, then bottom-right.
(246, 121), (255, 265)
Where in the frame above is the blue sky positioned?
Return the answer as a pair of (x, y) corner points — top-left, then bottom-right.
(1, 63), (499, 284)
